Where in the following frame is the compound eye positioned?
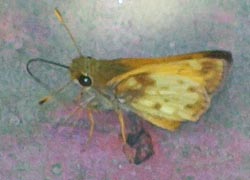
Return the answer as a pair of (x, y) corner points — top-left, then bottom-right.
(78, 74), (92, 86)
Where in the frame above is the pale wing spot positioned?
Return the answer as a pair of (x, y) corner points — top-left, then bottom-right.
(187, 60), (202, 70)
(158, 89), (170, 95)
(158, 90), (178, 96)
(137, 98), (155, 107)
(145, 87), (158, 95)
(126, 77), (137, 86)
(126, 77), (142, 89)
(149, 74), (202, 90)
(181, 92), (200, 104)
(115, 77), (142, 95)
(132, 100), (180, 121)
(160, 106), (175, 114)
(178, 111), (195, 120)
(131, 100), (158, 115)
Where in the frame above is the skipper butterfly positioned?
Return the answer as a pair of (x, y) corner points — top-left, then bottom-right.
(27, 9), (232, 154)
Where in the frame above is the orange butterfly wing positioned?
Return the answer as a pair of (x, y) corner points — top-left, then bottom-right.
(107, 51), (232, 131)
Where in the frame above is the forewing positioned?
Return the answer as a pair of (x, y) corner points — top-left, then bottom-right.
(107, 51), (231, 131)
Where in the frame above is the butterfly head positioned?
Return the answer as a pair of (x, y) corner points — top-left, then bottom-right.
(70, 56), (96, 87)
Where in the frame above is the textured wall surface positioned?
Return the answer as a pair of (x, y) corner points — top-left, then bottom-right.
(0, 0), (250, 179)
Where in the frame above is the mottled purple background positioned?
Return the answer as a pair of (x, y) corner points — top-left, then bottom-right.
(0, 0), (250, 180)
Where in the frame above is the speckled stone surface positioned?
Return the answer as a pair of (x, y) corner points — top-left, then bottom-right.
(1, 0), (250, 179)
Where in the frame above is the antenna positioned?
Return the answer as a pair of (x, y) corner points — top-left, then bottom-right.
(26, 58), (72, 105)
(54, 8), (83, 57)
(27, 58), (69, 85)
(27, 9), (84, 105)
(38, 81), (72, 105)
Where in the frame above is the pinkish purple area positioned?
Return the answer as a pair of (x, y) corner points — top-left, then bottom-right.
(1, 111), (250, 180)
(1, 0), (250, 180)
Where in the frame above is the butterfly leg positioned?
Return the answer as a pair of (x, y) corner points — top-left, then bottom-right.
(73, 91), (95, 147)
(67, 90), (94, 128)
(116, 110), (127, 144)
(55, 91), (84, 128)
(86, 110), (95, 145)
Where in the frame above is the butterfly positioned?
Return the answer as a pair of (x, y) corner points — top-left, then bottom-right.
(27, 9), (233, 147)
